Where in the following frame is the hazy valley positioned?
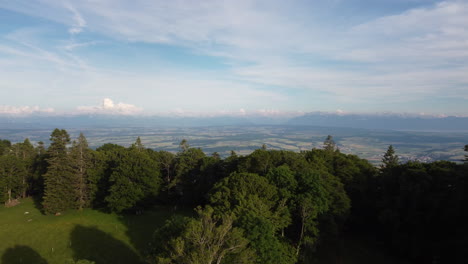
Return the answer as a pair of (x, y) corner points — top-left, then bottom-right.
(1, 123), (466, 165)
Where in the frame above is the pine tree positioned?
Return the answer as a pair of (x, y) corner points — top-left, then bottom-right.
(42, 129), (75, 214)
(132, 136), (144, 152)
(0, 155), (26, 204)
(36, 141), (46, 155)
(70, 133), (91, 210)
(382, 145), (399, 168)
(323, 135), (336, 152)
(19, 139), (35, 198)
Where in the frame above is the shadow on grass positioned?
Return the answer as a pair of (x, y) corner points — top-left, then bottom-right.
(310, 235), (411, 264)
(70, 225), (143, 264)
(31, 195), (45, 215)
(2, 245), (48, 264)
(119, 206), (194, 257)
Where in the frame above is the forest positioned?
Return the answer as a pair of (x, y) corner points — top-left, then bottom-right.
(0, 129), (467, 264)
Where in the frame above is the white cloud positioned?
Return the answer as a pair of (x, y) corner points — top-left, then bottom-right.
(0, 105), (55, 115)
(76, 98), (143, 115)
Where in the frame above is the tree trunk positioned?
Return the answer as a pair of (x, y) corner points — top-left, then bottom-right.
(22, 175), (26, 198)
(296, 207), (307, 256)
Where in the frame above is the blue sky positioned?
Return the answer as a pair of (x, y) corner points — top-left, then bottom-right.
(0, 0), (467, 116)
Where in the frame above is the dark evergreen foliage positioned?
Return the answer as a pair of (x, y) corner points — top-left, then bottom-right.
(0, 155), (26, 203)
(382, 145), (399, 168)
(42, 129), (76, 214)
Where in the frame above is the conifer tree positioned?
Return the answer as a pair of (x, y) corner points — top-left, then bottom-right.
(42, 129), (75, 214)
(132, 136), (144, 152)
(36, 141), (46, 155)
(323, 135), (336, 152)
(0, 155), (26, 204)
(70, 133), (91, 210)
(381, 145), (399, 168)
(19, 139), (35, 198)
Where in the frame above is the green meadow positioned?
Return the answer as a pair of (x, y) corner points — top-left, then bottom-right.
(0, 198), (187, 264)
(0, 199), (410, 264)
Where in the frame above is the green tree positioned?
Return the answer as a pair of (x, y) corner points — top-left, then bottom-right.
(105, 148), (161, 212)
(36, 141), (46, 155)
(173, 146), (205, 201)
(154, 206), (253, 264)
(212, 152), (220, 160)
(209, 172), (296, 264)
(179, 139), (189, 152)
(42, 129), (75, 214)
(0, 155), (26, 203)
(294, 170), (330, 256)
(30, 141), (47, 198)
(266, 165), (297, 202)
(132, 136), (144, 152)
(153, 150), (175, 186)
(382, 145), (399, 168)
(323, 135), (336, 152)
(70, 133), (91, 210)
(242, 149), (272, 175)
(0, 139), (11, 156)
(154, 207), (253, 264)
(10, 139), (36, 198)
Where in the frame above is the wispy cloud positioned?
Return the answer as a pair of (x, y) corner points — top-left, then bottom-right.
(0, 0), (467, 114)
(65, 3), (86, 35)
(63, 41), (98, 51)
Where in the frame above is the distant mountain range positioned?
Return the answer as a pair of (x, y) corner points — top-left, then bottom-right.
(287, 113), (468, 131)
(0, 112), (467, 131)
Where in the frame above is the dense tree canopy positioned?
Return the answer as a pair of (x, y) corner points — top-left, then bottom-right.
(0, 131), (466, 264)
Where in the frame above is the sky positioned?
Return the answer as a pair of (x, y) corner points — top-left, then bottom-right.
(0, 0), (467, 116)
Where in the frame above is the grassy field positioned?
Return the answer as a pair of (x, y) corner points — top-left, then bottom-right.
(0, 199), (412, 264)
(0, 198), (188, 264)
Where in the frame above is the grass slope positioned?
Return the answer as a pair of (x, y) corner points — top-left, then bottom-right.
(1, 199), (411, 264)
(0, 198), (187, 264)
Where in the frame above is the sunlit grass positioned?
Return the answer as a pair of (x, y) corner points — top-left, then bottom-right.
(0, 198), (189, 264)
